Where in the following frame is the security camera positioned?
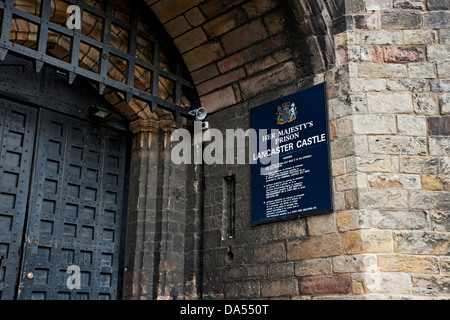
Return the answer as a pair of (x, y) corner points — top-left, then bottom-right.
(201, 121), (209, 130)
(188, 107), (208, 121)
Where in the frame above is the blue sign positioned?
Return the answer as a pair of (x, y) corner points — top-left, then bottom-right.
(251, 83), (333, 224)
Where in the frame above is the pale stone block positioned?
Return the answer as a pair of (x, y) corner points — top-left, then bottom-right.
(409, 63), (437, 79)
(413, 93), (439, 115)
(371, 210), (430, 230)
(355, 154), (391, 172)
(359, 189), (409, 209)
(353, 114), (397, 134)
(397, 115), (427, 136)
(368, 136), (427, 155)
(332, 254), (377, 273)
(367, 173), (422, 189)
(367, 92), (413, 113)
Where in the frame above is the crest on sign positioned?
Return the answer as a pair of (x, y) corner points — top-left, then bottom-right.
(276, 102), (297, 125)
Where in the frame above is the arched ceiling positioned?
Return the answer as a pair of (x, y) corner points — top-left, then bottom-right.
(4, 0), (346, 125)
(143, 0), (342, 113)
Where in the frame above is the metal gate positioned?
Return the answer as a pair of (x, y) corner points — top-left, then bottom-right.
(0, 98), (128, 300)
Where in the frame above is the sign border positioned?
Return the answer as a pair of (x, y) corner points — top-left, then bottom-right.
(250, 82), (334, 226)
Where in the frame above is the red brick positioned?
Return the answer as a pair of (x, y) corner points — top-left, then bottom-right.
(221, 19), (268, 54)
(239, 61), (296, 99)
(384, 46), (425, 63)
(299, 275), (352, 295)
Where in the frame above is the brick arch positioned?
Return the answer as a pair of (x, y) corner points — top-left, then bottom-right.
(8, 0), (347, 120)
(8, 0), (195, 126)
(144, 0), (345, 113)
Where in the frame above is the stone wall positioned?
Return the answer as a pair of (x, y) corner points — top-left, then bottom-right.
(201, 0), (450, 300)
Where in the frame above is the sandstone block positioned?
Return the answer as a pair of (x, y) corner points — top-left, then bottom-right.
(336, 210), (372, 232)
(343, 229), (393, 254)
(378, 254), (439, 274)
(286, 234), (344, 260)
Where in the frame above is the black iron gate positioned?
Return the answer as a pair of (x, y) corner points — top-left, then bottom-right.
(0, 98), (128, 300)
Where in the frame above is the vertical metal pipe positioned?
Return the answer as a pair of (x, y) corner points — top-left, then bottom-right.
(192, 129), (204, 299)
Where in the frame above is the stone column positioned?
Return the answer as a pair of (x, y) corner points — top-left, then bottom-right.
(124, 119), (191, 300)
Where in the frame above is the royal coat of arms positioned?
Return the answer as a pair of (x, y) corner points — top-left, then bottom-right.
(276, 102), (297, 125)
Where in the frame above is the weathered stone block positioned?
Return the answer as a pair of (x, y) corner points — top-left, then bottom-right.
(430, 80), (450, 92)
(354, 154), (392, 172)
(361, 30), (403, 45)
(408, 63), (437, 79)
(221, 19), (268, 54)
(332, 254), (377, 273)
(336, 210), (372, 232)
(253, 242), (286, 263)
(392, 0), (425, 9)
(413, 93), (439, 115)
(299, 275), (352, 295)
(368, 136), (427, 155)
(286, 233), (344, 260)
(387, 79), (427, 92)
(343, 229), (393, 254)
(371, 210), (429, 230)
(307, 213), (337, 236)
(359, 62), (407, 78)
(359, 189), (409, 209)
(294, 258), (332, 277)
(428, 116), (450, 136)
(378, 254), (439, 273)
(430, 209), (450, 231)
(260, 278), (299, 297)
(367, 173), (422, 189)
(411, 275), (450, 296)
(367, 92), (413, 113)
(427, 45), (450, 63)
(394, 230), (450, 255)
(437, 62), (450, 78)
(409, 190), (450, 210)
(383, 46), (425, 63)
(430, 137), (450, 155)
(427, 0), (450, 10)
(381, 12), (422, 29)
(397, 115), (426, 136)
(423, 11), (450, 29)
(353, 114), (396, 134)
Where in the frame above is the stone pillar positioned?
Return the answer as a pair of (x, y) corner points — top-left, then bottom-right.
(124, 119), (191, 300)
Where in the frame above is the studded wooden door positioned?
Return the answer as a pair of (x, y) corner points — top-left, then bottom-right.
(0, 101), (128, 300)
(0, 99), (37, 300)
